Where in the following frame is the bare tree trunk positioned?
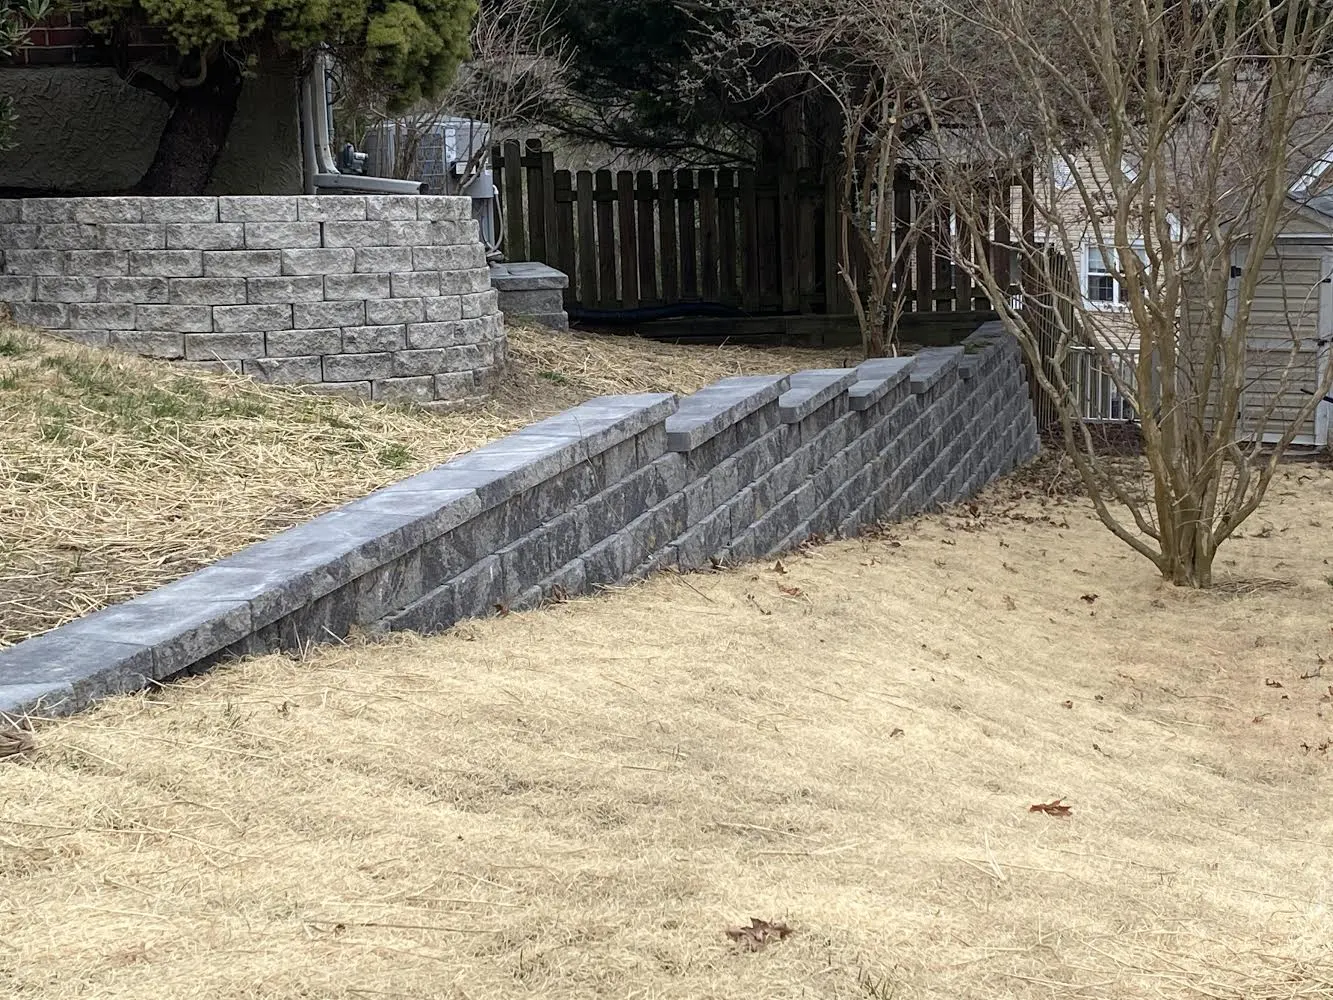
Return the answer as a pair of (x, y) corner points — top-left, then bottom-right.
(132, 62), (244, 196)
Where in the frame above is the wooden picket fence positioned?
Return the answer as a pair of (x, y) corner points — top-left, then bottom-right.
(491, 139), (1034, 318)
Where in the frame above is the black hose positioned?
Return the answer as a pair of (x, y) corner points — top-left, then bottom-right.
(567, 302), (750, 325)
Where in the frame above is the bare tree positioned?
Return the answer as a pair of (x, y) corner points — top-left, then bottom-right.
(691, 1), (942, 356)
(908, 0), (1333, 588)
(341, 0), (571, 191)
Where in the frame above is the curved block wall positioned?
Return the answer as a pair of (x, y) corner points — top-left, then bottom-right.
(0, 195), (504, 405)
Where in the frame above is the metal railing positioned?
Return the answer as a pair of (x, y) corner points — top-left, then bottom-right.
(1068, 345), (1139, 422)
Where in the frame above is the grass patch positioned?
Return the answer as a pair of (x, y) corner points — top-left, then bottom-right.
(5, 481), (1333, 999)
(0, 323), (847, 646)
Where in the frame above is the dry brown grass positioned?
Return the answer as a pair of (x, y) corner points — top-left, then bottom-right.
(0, 323), (842, 646)
(5, 471), (1333, 999)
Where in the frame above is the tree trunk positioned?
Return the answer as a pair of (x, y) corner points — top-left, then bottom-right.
(133, 64), (244, 197)
(1159, 502), (1215, 588)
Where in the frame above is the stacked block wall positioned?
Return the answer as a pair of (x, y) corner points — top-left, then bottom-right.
(0, 195), (504, 405)
(0, 323), (1039, 719)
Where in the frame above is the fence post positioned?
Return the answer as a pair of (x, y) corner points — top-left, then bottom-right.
(677, 169), (699, 301)
(554, 169), (577, 305)
(699, 169), (719, 301)
(595, 169), (618, 309)
(718, 169), (739, 304)
(617, 170), (639, 310)
(740, 168), (760, 310)
(576, 170), (597, 309)
(502, 139), (526, 261)
(636, 171), (659, 304)
(523, 138), (547, 262)
(658, 170), (679, 303)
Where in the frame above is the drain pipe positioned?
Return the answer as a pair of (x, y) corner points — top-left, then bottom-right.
(301, 50), (425, 196)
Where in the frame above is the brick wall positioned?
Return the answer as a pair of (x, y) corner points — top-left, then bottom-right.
(0, 195), (505, 406)
(0, 325), (1040, 719)
(7, 6), (173, 66)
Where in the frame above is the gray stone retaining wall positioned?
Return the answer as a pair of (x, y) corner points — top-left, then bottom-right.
(0, 195), (504, 405)
(0, 323), (1039, 720)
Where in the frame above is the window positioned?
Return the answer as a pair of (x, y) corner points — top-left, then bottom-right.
(1084, 244), (1148, 308)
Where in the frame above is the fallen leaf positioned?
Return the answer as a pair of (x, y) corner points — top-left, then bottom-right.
(1061, 700), (1074, 709)
(746, 595), (772, 617)
(778, 584), (803, 598)
(889, 728), (905, 738)
(725, 918), (794, 952)
(1029, 798), (1073, 817)
(1003, 595), (1017, 611)
(772, 560), (788, 574)
(1266, 679), (1284, 689)
(494, 603), (511, 617)
(1080, 593), (1099, 604)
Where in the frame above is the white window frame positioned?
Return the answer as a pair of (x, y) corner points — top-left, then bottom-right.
(1082, 241), (1146, 310)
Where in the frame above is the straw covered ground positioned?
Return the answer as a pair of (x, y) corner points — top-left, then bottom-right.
(0, 322), (842, 646)
(5, 468), (1333, 999)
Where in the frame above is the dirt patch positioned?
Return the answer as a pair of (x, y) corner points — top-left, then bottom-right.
(0, 323), (844, 646)
(4, 475), (1333, 999)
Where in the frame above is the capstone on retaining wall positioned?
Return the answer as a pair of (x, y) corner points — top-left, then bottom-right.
(0, 323), (1039, 720)
(0, 195), (504, 405)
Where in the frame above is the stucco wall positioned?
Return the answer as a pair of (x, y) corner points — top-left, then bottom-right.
(0, 67), (302, 196)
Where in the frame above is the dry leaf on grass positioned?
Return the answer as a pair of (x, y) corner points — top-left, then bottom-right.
(1029, 798), (1073, 817)
(772, 560), (787, 574)
(725, 917), (794, 951)
(778, 584), (803, 598)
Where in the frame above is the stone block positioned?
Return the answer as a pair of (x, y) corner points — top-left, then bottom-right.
(431, 220), (481, 244)
(667, 375), (789, 452)
(244, 356), (324, 385)
(12, 301), (68, 327)
(18, 200), (78, 223)
(248, 275), (326, 303)
(110, 330), (184, 359)
(354, 246), (413, 273)
(489, 261), (569, 292)
(69, 197), (146, 224)
(35, 276), (99, 302)
(128, 250), (203, 277)
(100, 224), (167, 250)
(35, 224), (100, 250)
(5, 249), (66, 275)
(316, 381), (372, 400)
(367, 297), (425, 325)
(169, 277), (247, 306)
(439, 268), (493, 294)
(184, 332), (266, 360)
(373, 375), (436, 404)
(321, 222), (392, 248)
(433, 371), (487, 400)
(412, 244), (485, 270)
(0, 275), (33, 301)
(462, 289), (499, 318)
(69, 303), (135, 330)
(265, 328), (342, 357)
(140, 198), (220, 223)
(0, 224), (37, 248)
(324, 272), (391, 300)
(424, 295), (463, 322)
(219, 195), (298, 222)
(0, 630), (155, 718)
(99, 277), (168, 303)
(364, 194), (421, 220)
(166, 223), (246, 251)
(295, 196), (368, 222)
(213, 303), (292, 333)
(453, 556), (505, 620)
(377, 581), (457, 636)
(779, 369), (860, 423)
(282, 247), (356, 275)
(136, 304), (213, 333)
(342, 324), (405, 353)
(323, 352), (395, 381)
(54, 330), (111, 348)
(391, 348), (449, 377)
(391, 270), (440, 298)
(294, 299), (365, 329)
(203, 249), (282, 278)
(416, 196), (471, 222)
(243, 222), (322, 250)
(671, 506), (731, 571)
(405, 320), (466, 349)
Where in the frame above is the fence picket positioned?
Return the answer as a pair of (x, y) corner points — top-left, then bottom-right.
(617, 170), (639, 310)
